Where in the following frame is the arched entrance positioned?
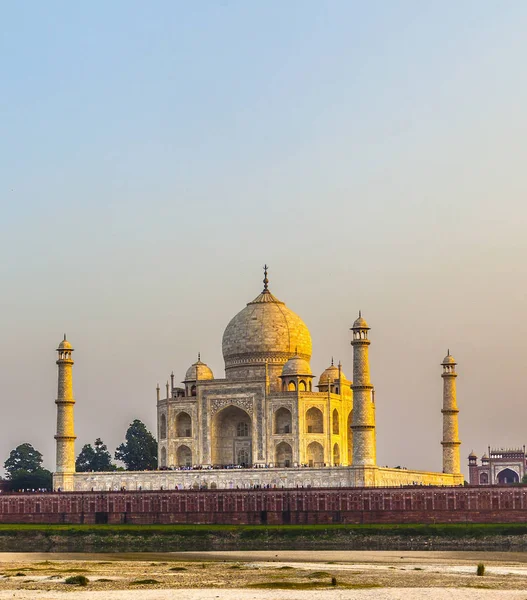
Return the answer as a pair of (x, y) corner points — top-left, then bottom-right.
(332, 409), (339, 434)
(497, 468), (519, 484)
(306, 441), (324, 467)
(347, 411), (353, 465)
(211, 405), (252, 466)
(176, 412), (192, 437)
(274, 407), (292, 434)
(275, 442), (293, 467)
(333, 443), (340, 466)
(306, 407), (323, 433)
(176, 445), (192, 467)
(160, 446), (167, 467)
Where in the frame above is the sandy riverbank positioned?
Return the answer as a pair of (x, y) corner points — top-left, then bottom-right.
(0, 551), (526, 599)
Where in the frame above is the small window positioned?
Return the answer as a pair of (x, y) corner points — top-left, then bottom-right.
(237, 422), (249, 437)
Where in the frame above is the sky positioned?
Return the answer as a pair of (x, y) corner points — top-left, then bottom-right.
(1, 1), (526, 478)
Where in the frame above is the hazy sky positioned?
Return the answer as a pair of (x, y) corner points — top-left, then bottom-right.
(1, 1), (526, 477)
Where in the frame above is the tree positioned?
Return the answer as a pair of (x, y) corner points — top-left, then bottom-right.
(76, 438), (116, 472)
(3, 443), (52, 490)
(4, 443), (43, 477)
(9, 469), (52, 491)
(76, 444), (96, 472)
(115, 420), (158, 471)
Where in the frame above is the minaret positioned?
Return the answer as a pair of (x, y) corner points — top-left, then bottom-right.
(351, 312), (376, 466)
(53, 335), (76, 491)
(441, 350), (461, 474)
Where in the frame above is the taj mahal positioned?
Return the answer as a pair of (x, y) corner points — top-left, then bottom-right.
(53, 268), (464, 491)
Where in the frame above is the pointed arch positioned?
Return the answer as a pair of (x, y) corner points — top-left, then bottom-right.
(332, 408), (339, 434)
(306, 441), (324, 467)
(274, 407), (292, 434)
(176, 445), (192, 467)
(176, 412), (192, 437)
(275, 442), (293, 467)
(333, 443), (340, 466)
(306, 407), (323, 433)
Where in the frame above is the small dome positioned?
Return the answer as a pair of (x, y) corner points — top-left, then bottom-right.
(184, 357), (214, 382)
(281, 356), (312, 377)
(482, 453), (489, 461)
(352, 312), (369, 329)
(442, 353), (456, 365)
(318, 362), (348, 384)
(468, 451), (477, 459)
(58, 335), (72, 350)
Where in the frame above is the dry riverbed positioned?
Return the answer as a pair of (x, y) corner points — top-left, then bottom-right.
(0, 550), (527, 599)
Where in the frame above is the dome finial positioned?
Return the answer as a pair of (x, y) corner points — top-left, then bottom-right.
(64, 333), (67, 341)
(331, 356), (334, 366)
(198, 352), (201, 362)
(448, 348), (450, 356)
(359, 310), (361, 318)
(263, 264), (269, 291)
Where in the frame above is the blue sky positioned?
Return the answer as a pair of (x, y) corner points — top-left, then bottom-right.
(1, 1), (527, 475)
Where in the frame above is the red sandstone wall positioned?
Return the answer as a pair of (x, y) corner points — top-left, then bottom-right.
(0, 486), (525, 525)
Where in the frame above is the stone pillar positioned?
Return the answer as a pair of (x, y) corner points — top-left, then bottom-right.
(441, 351), (461, 474)
(53, 335), (76, 491)
(351, 313), (376, 466)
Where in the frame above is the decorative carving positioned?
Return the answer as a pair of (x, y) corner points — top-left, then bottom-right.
(210, 397), (253, 415)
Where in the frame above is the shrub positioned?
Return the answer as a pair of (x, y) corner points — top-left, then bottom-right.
(64, 575), (89, 586)
(131, 579), (160, 585)
(476, 563), (485, 576)
(331, 577), (337, 586)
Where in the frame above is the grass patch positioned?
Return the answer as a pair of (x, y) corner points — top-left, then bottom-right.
(413, 567), (424, 571)
(249, 582), (332, 590)
(249, 581), (379, 590)
(307, 571), (331, 578)
(96, 578), (113, 582)
(64, 575), (89, 586)
(61, 568), (89, 573)
(0, 522), (526, 538)
(169, 566), (188, 572)
(131, 578), (161, 585)
(14, 573), (26, 577)
(279, 566), (294, 570)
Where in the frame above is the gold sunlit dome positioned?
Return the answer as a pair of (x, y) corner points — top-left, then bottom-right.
(57, 335), (72, 350)
(184, 355), (214, 382)
(442, 351), (456, 365)
(468, 451), (477, 459)
(281, 356), (312, 377)
(352, 312), (369, 329)
(222, 268), (312, 372)
(319, 361), (348, 384)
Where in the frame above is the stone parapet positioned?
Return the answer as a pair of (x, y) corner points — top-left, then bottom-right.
(68, 465), (462, 492)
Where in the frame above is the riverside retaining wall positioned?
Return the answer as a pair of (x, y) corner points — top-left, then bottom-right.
(0, 486), (525, 525)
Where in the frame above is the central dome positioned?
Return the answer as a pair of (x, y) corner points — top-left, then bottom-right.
(222, 275), (312, 377)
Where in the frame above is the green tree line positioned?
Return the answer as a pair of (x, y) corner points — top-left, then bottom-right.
(2, 419), (157, 491)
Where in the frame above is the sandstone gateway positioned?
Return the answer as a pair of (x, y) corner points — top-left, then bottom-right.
(54, 268), (463, 492)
